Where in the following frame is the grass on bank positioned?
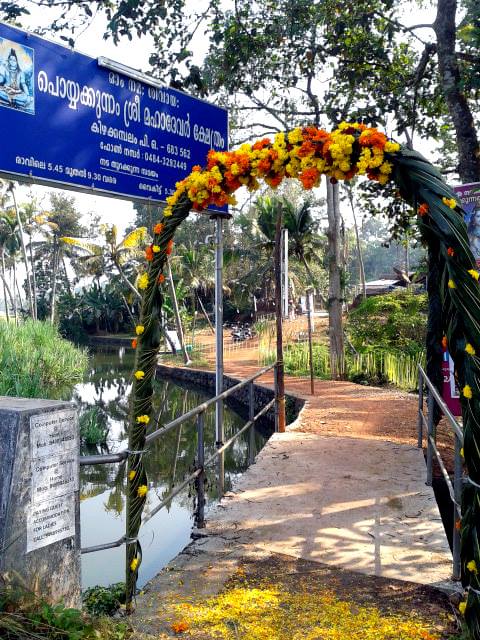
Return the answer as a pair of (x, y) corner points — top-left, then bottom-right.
(0, 320), (88, 399)
(260, 342), (424, 391)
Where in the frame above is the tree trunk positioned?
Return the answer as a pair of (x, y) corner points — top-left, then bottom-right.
(434, 0), (480, 183)
(0, 249), (11, 321)
(274, 207), (286, 432)
(12, 260), (18, 324)
(196, 291), (215, 334)
(50, 238), (59, 324)
(346, 186), (366, 300)
(29, 238), (38, 320)
(114, 259), (142, 300)
(9, 184), (35, 319)
(166, 257), (191, 365)
(62, 256), (73, 296)
(326, 179), (345, 379)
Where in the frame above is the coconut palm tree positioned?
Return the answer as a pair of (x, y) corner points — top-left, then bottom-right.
(174, 245), (216, 333)
(61, 224), (148, 300)
(0, 211), (17, 321)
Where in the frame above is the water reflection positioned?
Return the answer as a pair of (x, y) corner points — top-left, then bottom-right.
(74, 348), (272, 588)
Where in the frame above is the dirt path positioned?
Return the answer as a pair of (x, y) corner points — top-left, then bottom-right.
(196, 339), (420, 445)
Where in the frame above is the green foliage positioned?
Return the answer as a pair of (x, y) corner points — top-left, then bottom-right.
(79, 407), (109, 445)
(261, 341), (424, 391)
(0, 583), (129, 640)
(347, 290), (428, 356)
(0, 320), (88, 399)
(82, 583), (125, 617)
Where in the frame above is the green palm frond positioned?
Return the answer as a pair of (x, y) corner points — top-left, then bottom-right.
(60, 237), (103, 255)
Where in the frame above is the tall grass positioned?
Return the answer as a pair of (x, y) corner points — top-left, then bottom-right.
(260, 341), (424, 391)
(0, 320), (88, 399)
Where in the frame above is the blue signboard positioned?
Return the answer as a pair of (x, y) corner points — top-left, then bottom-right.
(0, 22), (228, 206)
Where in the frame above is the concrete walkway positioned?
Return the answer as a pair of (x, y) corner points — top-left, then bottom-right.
(133, 372), (455, 637)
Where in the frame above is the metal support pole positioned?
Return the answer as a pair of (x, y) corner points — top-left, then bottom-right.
(426, 391), (435, 486)
(274, 364), (279, 433)
(195, 411), (206, 528)
(417, 368), (424, 448)
(283, 228), (289, 319)
(248, 381), (256, 466)
(214, 215), (225, 495)
(453, 432), (462, 580)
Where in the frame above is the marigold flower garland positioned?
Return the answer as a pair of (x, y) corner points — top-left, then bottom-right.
(124, 123), (480, 639)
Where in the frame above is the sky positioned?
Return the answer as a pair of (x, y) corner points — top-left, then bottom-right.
(5, 0), (444, 234)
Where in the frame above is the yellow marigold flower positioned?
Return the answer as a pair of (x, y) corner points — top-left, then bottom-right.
(468, 269), (480, 281)
(130, 557), (139, 571)
(128, 470), (136, 481)
(135, 325), (144, 335)
(138, 273), (149, 290)
(463, 385), (473, 399)
(152, 245), (160, 253)
(467, 560), (478, 574)
(459, 600), (467, 615)
(287, 128), (303, 144)
(461, 447), (464, 458)
(442, 196), (457, 209)
(137, 484), (148, 498)
(466, 343), (476, 355)
(448, 279), (456, 289)
(384, 141), (400, 153)
(379, 161), (393, 174)
(134, 370), (145, 380)
(136, 414), (150, 424)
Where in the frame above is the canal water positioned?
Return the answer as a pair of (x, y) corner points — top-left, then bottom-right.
(74, 348), (272, 589)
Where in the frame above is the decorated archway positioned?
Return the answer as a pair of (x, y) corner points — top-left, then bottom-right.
(125, 122), (480, 635)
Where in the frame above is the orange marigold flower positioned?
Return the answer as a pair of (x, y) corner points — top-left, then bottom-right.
(418, 203), (429, 216)
(252, 138), (272, 151)
(145, 245), (154, 262)
(299, 168), (320, 189)
(441, 336), (447, 350)
(153, 222), (164, 234)
(131, 338), (137, 349)
(158, 273), (165, 284)
(455, 519), (461, 531)
(192, 165), (201, 172)
(166, 239), (174, 255)
(171, 620), (189, 634)
(447, 247), (455, 257)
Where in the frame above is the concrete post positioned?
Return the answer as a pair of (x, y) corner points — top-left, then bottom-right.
(0, 397), (80, 607)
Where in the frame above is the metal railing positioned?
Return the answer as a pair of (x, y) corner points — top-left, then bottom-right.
(417, 364), (463, 580)
(80, 362), (279, 555)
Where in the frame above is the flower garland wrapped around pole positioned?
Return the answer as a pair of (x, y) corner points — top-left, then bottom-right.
(125, 122), (480, 639)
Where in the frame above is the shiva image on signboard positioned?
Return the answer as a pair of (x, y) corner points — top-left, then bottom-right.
(0, 36), (34, 115)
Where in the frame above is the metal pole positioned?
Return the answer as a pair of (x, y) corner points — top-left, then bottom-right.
(248, 381), (256, 466)
(214, 215), (225, 495)
(426, 391), (435, 486)
(306, 287), (315, 395)
(453, 432), (462, 579)
(274, 364), (279, 433)
(195, 411), (206, 529)
(283, 228), (289, 318)
(417, 367), (424, 448)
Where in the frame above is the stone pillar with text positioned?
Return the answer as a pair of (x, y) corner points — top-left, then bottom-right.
(0, 397), (81, 607)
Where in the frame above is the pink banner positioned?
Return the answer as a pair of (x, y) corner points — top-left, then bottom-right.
(454, 182), (480, 265)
